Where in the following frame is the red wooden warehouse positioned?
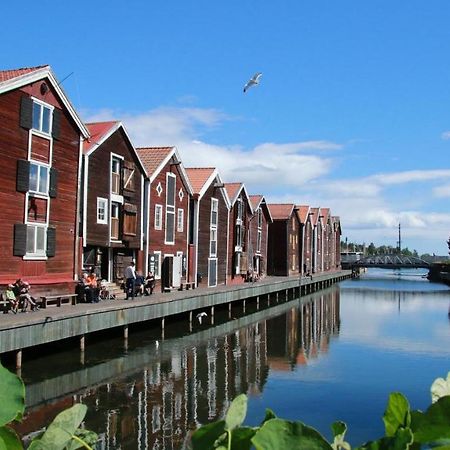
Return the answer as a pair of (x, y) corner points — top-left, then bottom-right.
(137, 147), (193, 292)
(0, 65), (90, 293)
(82, 121), (147, 281)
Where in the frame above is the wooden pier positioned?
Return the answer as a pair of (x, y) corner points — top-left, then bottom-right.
(0, 271), (351, 367)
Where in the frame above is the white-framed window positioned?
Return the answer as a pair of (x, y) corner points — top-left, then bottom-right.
(210, 198), (218, 257)
(210, 229), (217, 256)
(177, 208), (184, 233)
(257, 207), (263, 229)
(111, 157), (121, 195)
(149, 251), (162, 279)
(165, 173), (176, 244)
(29, 162), (49, 195)
(111, 202), (120, 240)
(257, 230), (262, 253)
(211, 198), (218, 227)
(208, 258), (218, 287)
(154, 204), (163, 230)
(26, 224), (47, 257)
(236, 198), (243, 222)
(32, 99), (53, 135)
(97, 197), (108, 224)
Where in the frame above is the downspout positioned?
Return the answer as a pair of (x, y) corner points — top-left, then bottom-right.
(74, 135), (84, 280)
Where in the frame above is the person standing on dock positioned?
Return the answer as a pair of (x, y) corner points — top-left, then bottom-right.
(124, 261), (137, 300)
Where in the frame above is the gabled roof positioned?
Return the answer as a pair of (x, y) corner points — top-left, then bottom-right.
(249, 195), (273, 222)
(185, 168), (216, 195)
(0, 65), (89, 138)
(84, 121), (148, 177)
(321, 207), (330, 224)
(309, 207), (320, 226)
(267, 203), (295, 220)
(224, 182), (251, 210)
(296, 205), (310, 224)
(137, 146), (193, 194)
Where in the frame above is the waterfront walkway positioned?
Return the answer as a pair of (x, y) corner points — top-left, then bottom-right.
(0, 271), (351, 360)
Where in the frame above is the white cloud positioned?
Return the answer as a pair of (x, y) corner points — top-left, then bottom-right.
(371, 169), (450, 186)
(433, 184), (450, 198)
(441, 131), (450, 140)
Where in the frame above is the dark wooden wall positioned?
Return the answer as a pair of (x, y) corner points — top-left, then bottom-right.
(86, 128), (143, 249)
(196, 183), (228, 286)
(267, 221), (287, 276)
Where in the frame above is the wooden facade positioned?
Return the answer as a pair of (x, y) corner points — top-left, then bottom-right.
(82, 122), (146, 281)
(267, 204), (301, 276)
(297, 205), (313, 275)
(249, 195), (272, 279)
(0, 66), (89, 294)
(224, 183), (253, 284)
(186, 168), (229, 288)
(137, 147), (193, 291)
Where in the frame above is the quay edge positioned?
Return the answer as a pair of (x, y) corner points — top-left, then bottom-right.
(0, 271), (351, 360)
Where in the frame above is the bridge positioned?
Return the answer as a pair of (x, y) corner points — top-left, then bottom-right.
(349, 254), (431, 270)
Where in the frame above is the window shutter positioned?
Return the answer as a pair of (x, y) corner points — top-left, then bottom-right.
(16, 160), (30, 193)
(52, 109), (61, 140)
(47, 226), (56, 257)
(49, 167), (58, 198)
(20, 97), (33, 130)
(13, 224), (28, 256)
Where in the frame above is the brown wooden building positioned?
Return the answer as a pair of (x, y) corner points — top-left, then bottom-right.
(296, 205), (312, 276)
(267, 204), (301, 276)
(248, 195), (272, 279)
(0, 65), (89, 293)
(82, 121), (147, 281)
(137, 147), (193, 291)
(185, 168), (229, 287)
(223, 183), (253, 284)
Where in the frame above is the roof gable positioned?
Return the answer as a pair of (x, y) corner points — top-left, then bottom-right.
(0, 65), (89, 138)
(249, 195), (273, 222)
(267, 203), (295, 220)
(296, 205), (310, 224)
(185, 167), (216, 195)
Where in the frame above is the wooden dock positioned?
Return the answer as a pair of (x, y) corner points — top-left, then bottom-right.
(0, 271), (351, 366)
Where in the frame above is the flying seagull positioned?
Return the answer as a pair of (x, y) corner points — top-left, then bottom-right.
(196, 312), (208, 324)
(243, 72), (262, 93)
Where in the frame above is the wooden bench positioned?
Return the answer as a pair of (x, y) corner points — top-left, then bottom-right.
(39, 294), (78, 309)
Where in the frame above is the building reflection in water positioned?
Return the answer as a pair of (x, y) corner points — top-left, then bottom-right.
(19, 289), (340, 450)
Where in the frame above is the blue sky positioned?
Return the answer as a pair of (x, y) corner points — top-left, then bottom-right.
(3, 0), (450, 254)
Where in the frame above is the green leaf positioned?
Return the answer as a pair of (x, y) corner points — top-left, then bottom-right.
(230, 426), (256, 450)
(331, 421), (351, 450)
(28, 403), (87, 450)
(0, 426), (22, 450)
(355, 427), (413, 450)
(190, 420), (226, 450)
(261, 408), (277, 425)
(411, 396), (450, 444)
(66, 429), (98, 449)
(0, 362), (25, 426)
(431, 372), (450, 403)
(383, 392), (411, 437)
(252, 418), (333, 450)
(225, 394), (248, 431)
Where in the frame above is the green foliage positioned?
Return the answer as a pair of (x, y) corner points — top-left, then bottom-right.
(0, 361), (97, 450)
(187, 372), (450, 450)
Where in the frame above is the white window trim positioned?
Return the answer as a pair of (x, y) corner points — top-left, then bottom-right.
(110, 202), (121, 242)
(31, 97), (54, 137)
(208, 257), (218, 287)
(24, 223), (48, 260)
(97, 197), (108, 224)
(165, 172), (176, 245)
(210, 198), (218, 227)
(28, 161), (50, 196)
(110, 153), (124, 202)
(177, 208), (184, 233)
(154, 204), (163, 230)
(152, 251), (162, 280)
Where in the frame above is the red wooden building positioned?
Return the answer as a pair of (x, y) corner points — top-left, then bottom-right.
(82, 121), (147, 281)
(296, 205), (312, 275)
(185, 168), (229, 287)
(248, 195), (272, 279)
(137, 147), (193, 291)
(223, 183), (253, 284)
(0, 65), (89, 293)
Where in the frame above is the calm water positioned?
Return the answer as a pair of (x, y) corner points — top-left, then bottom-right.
(16, 269), (450, 448)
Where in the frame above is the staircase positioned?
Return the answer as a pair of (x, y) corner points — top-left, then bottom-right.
(99, 281), (125, 299)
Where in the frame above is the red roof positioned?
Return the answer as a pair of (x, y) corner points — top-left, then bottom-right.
(84, 121), (119, 154)
(224, 183), (243, 203)
(185, 168), (215, 194)
(296, 205), (310, 224)
(136, 147), (174, 178)
(0, 65), (49, 83)
(321, 207), (330, 223)
(267, 203), (295, 220)
(309, 207), (320, 226)
(249, 195), (263, 210)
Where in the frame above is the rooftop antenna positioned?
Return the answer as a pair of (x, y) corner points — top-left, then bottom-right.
(57, 71), (74, 86)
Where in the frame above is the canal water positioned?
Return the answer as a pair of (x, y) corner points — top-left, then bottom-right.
(15, 269), (450, 449)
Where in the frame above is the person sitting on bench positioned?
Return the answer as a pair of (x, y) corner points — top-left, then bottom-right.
(5, 284), (19, 314)
(17, 281), (39, 312)
(144, 271), (155, 296)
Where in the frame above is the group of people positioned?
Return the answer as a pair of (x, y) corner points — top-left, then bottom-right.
(4, 279), (39, 313)
(124, 261), (155, 300)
